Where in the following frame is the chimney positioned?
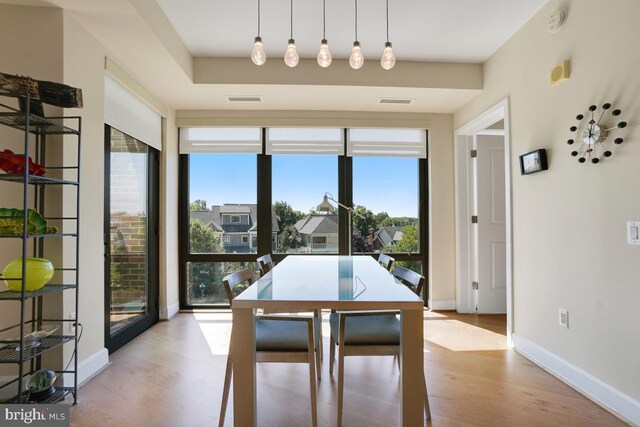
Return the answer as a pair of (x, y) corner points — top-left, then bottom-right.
(368, 227), (375, 243)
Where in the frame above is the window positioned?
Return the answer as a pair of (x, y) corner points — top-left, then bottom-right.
(272, 155), (339, 254)
(352, 157), (419, 254)
(179, 127), (428, 307)
(348, 129), (427, 275)
(269, 128), (342, 255)
(180, 128), (261, 306)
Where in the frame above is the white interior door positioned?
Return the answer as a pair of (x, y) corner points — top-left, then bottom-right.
(473, 134), (507, 313)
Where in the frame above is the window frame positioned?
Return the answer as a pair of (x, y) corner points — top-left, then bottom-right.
(179, 128), (429, 309)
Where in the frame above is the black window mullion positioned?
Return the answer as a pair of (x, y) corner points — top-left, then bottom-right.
(257, 129), (272, 257)
(419, 131), (429, 302)
(338, 129), (352, 255)
(178, 153), (190, 309)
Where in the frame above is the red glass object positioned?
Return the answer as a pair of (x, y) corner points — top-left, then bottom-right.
(0, 149), (46, 176)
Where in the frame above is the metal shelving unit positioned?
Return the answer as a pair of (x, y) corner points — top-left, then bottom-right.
(0, 95), (80, 404)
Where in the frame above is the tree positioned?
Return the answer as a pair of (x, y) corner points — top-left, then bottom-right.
(188, 219), (225, 303)
(374, 211), (389, 225)
(394, 224), (418, 253)
(190, 199), (208, 211)
(279, 224), (302, 252)
(273, 200), (305, 230)
(352, 205), (378, 239)
(379, 216), (417, 227)
(384, 224), (421, 273)
(189, 219), (222, 253)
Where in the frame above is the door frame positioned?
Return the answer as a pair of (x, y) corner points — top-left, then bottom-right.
(454, 98), (513, 343)
(104, 124), (160, 354)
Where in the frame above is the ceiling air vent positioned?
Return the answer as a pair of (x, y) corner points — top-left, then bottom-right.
(226, 96), (263, 103)
(379, 98), (413, 105)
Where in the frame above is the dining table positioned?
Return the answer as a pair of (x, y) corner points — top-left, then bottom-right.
(231, 255), (426, 426)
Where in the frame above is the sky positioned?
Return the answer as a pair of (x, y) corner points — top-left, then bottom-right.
(189, 154), (418, 217)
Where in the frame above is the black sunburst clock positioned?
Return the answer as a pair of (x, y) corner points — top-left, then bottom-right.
(567, 103), (627, 164)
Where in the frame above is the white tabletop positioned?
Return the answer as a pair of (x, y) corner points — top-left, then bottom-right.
(233, 255), (423, 310)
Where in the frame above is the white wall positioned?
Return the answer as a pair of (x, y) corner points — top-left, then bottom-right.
(455, 0), (640, 405)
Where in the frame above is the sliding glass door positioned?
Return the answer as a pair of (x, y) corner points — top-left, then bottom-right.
(104, 125), (159, 353)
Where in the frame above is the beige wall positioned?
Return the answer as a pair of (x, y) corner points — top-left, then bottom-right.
(0, 4), (64, 378)
(455, 0), (640, 401)
(62, 11), (107, 364)
(160, 108), (180, 319)
(0, 5), (180, 379)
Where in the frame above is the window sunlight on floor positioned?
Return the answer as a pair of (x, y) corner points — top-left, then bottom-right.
(424, 311), (509, 352)
(194, 312), (233, 356)
(193, 309), (508, 356)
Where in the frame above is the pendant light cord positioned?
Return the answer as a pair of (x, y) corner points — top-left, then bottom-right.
(386, 0), (389, 43)
(355, 0), (358, 41)
(323, 0), (326, 39)
(290, 0), (294, 40)
(257, 0), (261, 37)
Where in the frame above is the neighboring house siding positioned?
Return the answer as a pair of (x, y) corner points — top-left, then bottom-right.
(222, 214), (249, 225)
(189, 204), (280, 254)
(294, 214), (338, 252)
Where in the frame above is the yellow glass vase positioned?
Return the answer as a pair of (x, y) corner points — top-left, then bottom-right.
(2, 257), (54, 291)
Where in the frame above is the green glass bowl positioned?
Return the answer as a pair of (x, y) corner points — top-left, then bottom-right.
(2, 257), (54, 291)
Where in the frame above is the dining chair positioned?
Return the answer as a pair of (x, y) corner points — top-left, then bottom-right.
(377, 253), (395, 271)
(256, 254), (324, 361)
(219, 268), (319, 427)
(256, 253), (274, 277)
(328, 265), (431, 426)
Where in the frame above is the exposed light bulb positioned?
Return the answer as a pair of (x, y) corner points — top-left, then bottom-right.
(317, 39), (332, 68)
(251, 36), (266, 66)
(349, 41), (364, 70)
(284, 39), (299, 67)
(380, 42), (395, 70)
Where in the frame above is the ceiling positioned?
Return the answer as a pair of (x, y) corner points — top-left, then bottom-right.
(157, 0), (549, 63)
(1, 0), (550, 113)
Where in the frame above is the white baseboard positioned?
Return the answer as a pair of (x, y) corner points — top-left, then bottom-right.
(513, 334), (640, 426)
(160, 300), (180, 320)
(77, 347), (110, 387)
(427, 299), (456, 311)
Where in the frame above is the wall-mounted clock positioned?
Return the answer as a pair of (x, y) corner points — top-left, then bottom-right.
(567, 103), (627, 164)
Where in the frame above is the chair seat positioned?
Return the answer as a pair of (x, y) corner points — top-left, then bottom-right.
(329, 312), (400, 346)
(256, 317), (320, 352)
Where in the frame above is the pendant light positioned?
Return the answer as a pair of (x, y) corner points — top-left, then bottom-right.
(349, 0), (364, 69)
(380, 0), (396, 70)
(317, 0), (332, 67)
(251, 0), (266, 65)
(284, 0), (299, 67)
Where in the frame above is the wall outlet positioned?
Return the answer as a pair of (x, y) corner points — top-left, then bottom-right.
(628, 221), (640, 245)
(559, 308), (569, 329)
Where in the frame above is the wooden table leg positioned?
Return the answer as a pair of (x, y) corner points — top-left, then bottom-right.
(232, 307), (256, 426)
(401, 308), (425, 426)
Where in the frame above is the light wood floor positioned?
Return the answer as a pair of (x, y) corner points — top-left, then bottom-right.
(69, 311), (627, 427)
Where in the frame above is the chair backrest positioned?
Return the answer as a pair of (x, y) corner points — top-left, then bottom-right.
(378, 253), (395, 271)
(256, 254), (274, 276)
(222, 268), (255, 304)
(392, 266), (425, 296)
